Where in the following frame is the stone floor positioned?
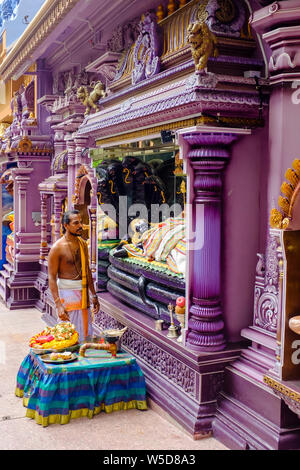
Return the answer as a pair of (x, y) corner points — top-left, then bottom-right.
(0, 302), (228, 451)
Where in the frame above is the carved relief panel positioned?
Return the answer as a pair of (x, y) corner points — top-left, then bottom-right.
(253, 229), (282, 334)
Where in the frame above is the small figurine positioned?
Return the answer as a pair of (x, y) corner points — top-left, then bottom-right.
(77, 81), (106, 115)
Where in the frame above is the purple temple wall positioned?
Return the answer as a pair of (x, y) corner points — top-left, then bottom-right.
(222, 127), (269, 342)
(36, 59), (53, 136)
(267, 86), (300, 212)
(3, 0), (300, 448)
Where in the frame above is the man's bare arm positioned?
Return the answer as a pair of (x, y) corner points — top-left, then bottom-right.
(48, 244), (70, 321)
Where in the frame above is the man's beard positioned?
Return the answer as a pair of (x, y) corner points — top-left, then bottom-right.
(69, 230), (82, 237)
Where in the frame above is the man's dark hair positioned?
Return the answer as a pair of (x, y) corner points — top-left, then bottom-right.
(61, 210), (80, 234)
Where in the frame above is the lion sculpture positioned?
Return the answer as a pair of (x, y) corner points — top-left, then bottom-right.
(77, 81), (106, 115)
(187, 21), (219, 71)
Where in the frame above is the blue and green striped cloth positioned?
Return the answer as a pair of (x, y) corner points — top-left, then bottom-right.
(16, 350), (147, 426)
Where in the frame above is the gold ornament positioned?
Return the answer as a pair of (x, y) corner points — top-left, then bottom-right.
(18, 136), (33, 153)
(77, 81), (106, 116)
(278, 195), (290, 216)
(292, 159), (300, 177)
(282, 218), (290, 230)
(156, 4), (164, 21)
(167, 0), (176, 16)
(197, 0), (209, 23)
(187, 21), (219, 71)
(270, 208), (283, 229)
(280, 181), (293, 200)
(285, 168), (298, 188)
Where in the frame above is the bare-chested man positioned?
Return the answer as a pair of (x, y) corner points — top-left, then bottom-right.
(48, 210), (100, 341)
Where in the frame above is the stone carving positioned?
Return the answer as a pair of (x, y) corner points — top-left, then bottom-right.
(206, 0), (246, 38)
(94, 310), (197, 397)
(77, 81), (106, 115)
(108, 19), (140, 53)
(73, 71), (89, 89)
(185, 71), (219, 89)
(64, 70), (74, 97)
(187, 21), (218, 71)
(21, 80), (35, 119)
(264, 375), (300, 419)
(253, 231), (280, 333)
(132, 11), (161, 85)
(52, 72), (66, 95)
(11, 89), (22, 135)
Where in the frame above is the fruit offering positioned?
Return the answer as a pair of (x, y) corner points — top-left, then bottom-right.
(30, 322), (79, 350)
(175, 297), (185, 315)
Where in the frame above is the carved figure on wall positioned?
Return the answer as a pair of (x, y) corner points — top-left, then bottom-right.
(11, 90), (22, 131)
(206, 0), (246, 38)
(21, 80), (34, 119)
(73, 70), (89, 91)
(132, 11), (161, 85)
(76, 81), (106, 115)
(53, 72), (66, 94)
(187, 21), (219, 71)
(107, 19), (140, 54)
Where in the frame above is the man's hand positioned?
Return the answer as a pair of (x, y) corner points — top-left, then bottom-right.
(92, 296), (100, 315)
(56, 304), (70, 322)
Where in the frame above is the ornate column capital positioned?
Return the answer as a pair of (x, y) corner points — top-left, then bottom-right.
(178, 126), (250, 148)
(74, 135), (90, 166)
(250, 0), (300, 84)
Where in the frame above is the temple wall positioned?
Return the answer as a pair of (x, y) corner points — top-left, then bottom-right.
(223, 125), (268, 341)
(267, 86), (300, 213)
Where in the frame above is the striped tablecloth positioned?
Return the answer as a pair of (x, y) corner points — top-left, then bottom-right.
(15, 350), (147, 426)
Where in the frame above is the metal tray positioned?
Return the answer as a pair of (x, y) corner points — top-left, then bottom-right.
(40, 353), (78, 364)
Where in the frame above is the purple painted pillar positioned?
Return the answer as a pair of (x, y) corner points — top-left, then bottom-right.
(178, 127), (251, 352)
(40, 192), (49, 261)
(36, 59), (52, 136)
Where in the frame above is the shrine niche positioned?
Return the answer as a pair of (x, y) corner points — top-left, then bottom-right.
(93, 138), (186, 321)
(0, 167), (14, 278)
(264, 158), (300, 419)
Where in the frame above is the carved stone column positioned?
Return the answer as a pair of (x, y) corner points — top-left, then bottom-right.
(40, 193), (49, 261)
(74, 135), (89, 168)
(12, 168), (33, 239)
(53, 193), (65, 242)
(178, 127), (250, 352)
(89, 207), (97, 275)
(66, 137), (76, 208)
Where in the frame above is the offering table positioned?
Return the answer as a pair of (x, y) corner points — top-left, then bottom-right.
(15, 349), (147, 427)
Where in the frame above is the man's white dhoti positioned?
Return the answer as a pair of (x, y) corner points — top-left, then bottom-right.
(57, 278), (93, 342)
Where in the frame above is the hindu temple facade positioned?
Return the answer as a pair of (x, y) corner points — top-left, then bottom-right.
(1, 0), (300, 449)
